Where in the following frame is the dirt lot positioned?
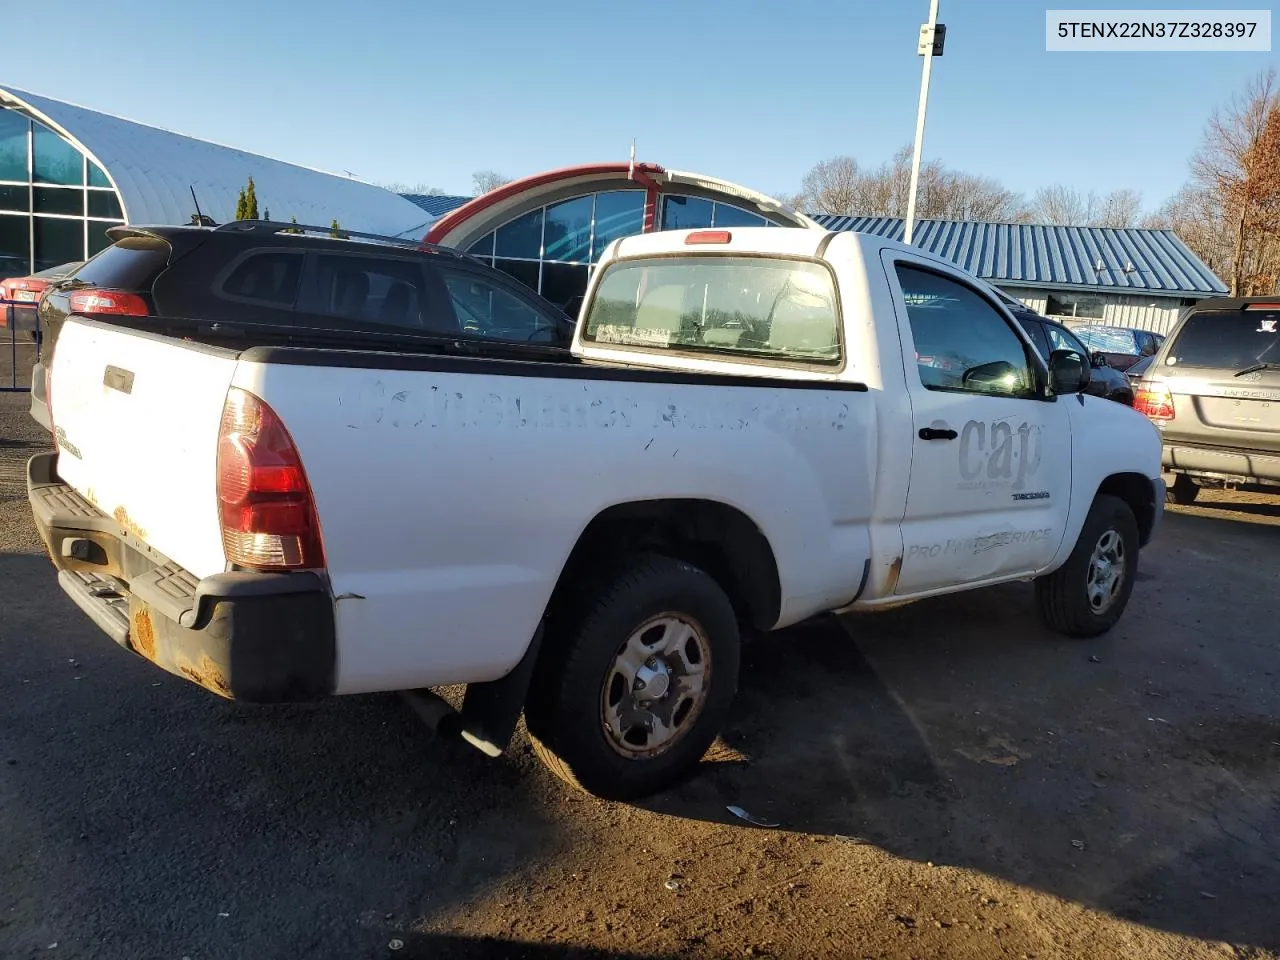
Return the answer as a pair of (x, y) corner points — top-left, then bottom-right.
(1, 383), (1278, 960)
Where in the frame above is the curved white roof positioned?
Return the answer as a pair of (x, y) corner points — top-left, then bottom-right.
(0, 85), (434, 237)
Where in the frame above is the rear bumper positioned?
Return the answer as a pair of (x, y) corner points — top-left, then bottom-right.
(1162, 442), (1280, 486)
(27, 451), (336, 702)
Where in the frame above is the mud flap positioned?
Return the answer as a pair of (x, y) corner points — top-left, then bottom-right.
(458, 624), (544, 757)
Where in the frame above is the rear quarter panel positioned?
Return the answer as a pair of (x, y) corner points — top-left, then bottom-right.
(234, 360), (878, 693)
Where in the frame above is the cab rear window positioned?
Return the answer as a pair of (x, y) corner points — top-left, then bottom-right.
(583, 256), (841, 365)
(1165, 308), (1280, 371)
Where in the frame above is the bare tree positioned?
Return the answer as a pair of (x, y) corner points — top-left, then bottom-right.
(1191, 68), (1279, 294)
(1096, 188), (1143, 228)
(1142, 184), (1235, 277)
(1030, 185), (1099, 225)
(380, 181), (446, 195)
(794, 146), (1025, 221)
(798, 157), (863, 215)
(472, 170), (513, 195)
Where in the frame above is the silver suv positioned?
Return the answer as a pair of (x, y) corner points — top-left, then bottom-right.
(1132, 297), (1280, 504)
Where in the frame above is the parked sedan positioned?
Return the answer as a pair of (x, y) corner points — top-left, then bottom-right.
(1068, 324), (1164, 372)
(1005, 301), (1135, 405)
(1, 261), (84, 341)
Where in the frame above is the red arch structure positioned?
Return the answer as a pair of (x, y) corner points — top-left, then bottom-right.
(423, 161), (816, 250)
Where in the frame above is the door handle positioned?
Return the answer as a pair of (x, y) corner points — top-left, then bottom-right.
(918, 426), (957, 441)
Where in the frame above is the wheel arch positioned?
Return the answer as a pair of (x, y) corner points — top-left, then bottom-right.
(1097, 472), (1158, 546)
(547, 498), (783, 632)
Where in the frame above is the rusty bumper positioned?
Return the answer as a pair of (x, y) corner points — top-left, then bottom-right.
(27, 451), (335, 703)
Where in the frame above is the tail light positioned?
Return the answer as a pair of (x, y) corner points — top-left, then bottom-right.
(216, 388), (324, 570)
(685, 230), (732, 244)
(68, 289), (150, 317)
(1133, 382), (1175, 422)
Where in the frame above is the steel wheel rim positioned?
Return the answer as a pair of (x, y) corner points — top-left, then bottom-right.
(1086, 528), (1126, 615)
(600, 613), (712, 759)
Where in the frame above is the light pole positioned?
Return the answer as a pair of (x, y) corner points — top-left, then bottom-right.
(904, 0), (944, 245)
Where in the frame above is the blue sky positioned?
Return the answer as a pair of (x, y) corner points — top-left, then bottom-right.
(4, 0), (1275, 213)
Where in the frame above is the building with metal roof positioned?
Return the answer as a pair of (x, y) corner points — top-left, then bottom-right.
(811, 215), (1227, 334)
(408, 176), (1224, 333)
(0, 85), (435, 280)
(401, 193), (472, 218)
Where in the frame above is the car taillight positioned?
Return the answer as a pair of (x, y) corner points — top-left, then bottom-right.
(1133, 382), (1175, 422)
(216, 388), (324, 570)
(68, 289), (150, 317)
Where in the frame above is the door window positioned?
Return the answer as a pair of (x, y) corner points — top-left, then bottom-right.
(1015, 316), (1050, 357)
(1045, 323), (1088, 356)
(306, 254), (426, 331)
(437, 264), (568, 344)
(896, 265), (1035, 398)
(218, 250), (303, 307)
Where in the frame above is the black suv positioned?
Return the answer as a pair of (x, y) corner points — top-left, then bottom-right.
(30, 221), (573, 426)
(1131, 297), (1280, 504)
(1000, 297), (1135, 406)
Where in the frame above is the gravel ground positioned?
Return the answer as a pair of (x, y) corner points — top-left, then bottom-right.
(1, 382), (1277, 960)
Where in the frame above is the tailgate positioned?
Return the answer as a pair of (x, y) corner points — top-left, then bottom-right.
(49, 318), (239, 578)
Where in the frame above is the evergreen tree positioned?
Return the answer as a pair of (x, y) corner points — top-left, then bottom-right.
(245, 177), (259, 219)
(234, 186), (247, 220)
(330, 218), (345, 239)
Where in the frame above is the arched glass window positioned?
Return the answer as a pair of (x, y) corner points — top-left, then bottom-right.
(465, 190), (771, 311)
(0, 107), (127, 280)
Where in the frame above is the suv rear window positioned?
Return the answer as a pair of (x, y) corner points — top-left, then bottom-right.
(1166, 308), (1280, 371)
(583, 256), (841, 365)
(73, 236), (170, 290)
(1073, 326), (1139, 355)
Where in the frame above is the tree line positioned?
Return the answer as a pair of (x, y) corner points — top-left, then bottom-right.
(784, 68), (1280, 295)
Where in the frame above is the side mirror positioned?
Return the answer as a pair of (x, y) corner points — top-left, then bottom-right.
(1049, 348), (1091, 395)
(1090, 351), (1109, 368)
(962, 359), (1024, 394)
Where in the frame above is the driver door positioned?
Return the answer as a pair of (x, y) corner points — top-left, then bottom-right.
(885, 254), (1073, 596)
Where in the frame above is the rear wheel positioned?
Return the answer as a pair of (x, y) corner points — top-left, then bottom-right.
(1166, 473), (1200, 505)
(1036, 495), (1139, 638)
(525, 554), (740, 800)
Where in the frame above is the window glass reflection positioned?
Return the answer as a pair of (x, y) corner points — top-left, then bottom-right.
(34, 216), (83, 272)
(33, 127), (83, 185)
(468, 231), (494, 259)
(494, 208), (542, 259)
(88, 159), (112, 188)
(34, 186), (83, 216)
(0, 184), (27, 212)
(87, 191), (123, 219)
(661, 195), (713, 230)
(591, 191), (644, 261)
(712, 203), (767, 227)
(0, 109), (28, 182)
(0, 214), (31, 280)
(542, 196), (592, 263)
(494, 258), (539, 290)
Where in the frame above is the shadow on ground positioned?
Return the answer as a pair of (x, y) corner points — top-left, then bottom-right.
(641, 505), (1280, 953)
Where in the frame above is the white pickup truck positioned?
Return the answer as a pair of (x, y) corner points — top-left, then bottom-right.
(28, 226), (1164, 799)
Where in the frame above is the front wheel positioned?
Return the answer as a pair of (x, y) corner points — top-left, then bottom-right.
(525, 554), (740, 800)
(1035, 495), (1139, 638)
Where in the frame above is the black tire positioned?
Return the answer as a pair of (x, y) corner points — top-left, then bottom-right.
(525, 553), (740, 801)
(1166, 473), (1199, 505)
(1035, 494), (1139, 638)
